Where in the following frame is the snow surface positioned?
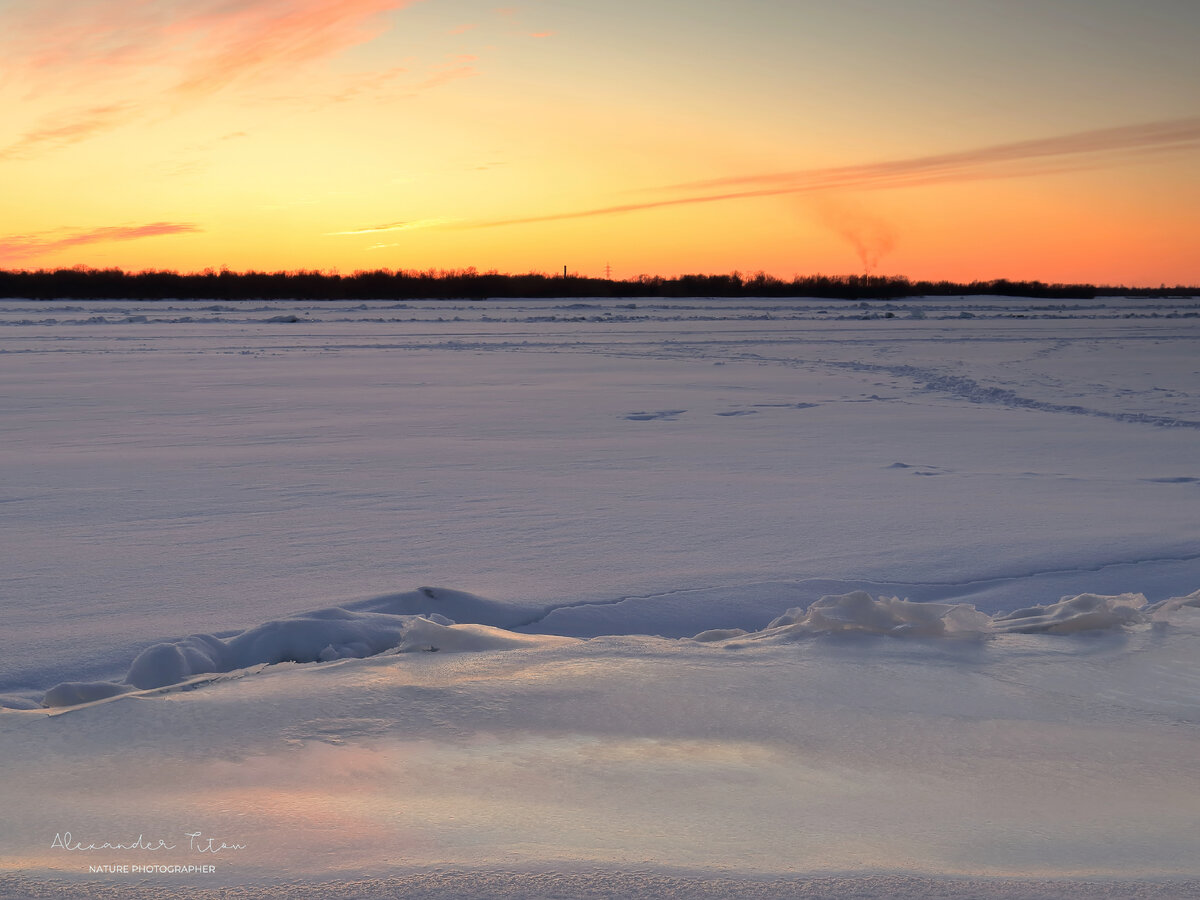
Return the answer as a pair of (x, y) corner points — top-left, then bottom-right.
(31, 586), (1200, 708)
(2, 295), (1199, 897)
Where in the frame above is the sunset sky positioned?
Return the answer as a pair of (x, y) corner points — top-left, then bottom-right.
(1, 0), (1198, 284)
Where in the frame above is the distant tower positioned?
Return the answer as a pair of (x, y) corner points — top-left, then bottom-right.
(604, 262), (612, 279)
(563, 265), (568, 279)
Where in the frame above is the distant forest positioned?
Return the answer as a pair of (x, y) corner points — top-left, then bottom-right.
(1, 267), (1197, 301)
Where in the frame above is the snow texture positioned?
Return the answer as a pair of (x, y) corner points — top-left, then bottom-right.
(2, 296), (1199, 898)
(113, 587), (571, 694)
(36, 587), (1197, 708)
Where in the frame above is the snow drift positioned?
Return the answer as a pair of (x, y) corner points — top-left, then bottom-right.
(992, 592), (1149, 634)
(750, 591), (993, 638)
(29, 586), (1200, 709)
(39, 587), (575, 708)
(695, 588), (1200, 645)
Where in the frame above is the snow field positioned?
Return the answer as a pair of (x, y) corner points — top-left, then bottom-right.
(2, 295), (1199, 896)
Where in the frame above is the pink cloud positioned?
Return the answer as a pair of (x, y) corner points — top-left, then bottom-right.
(0, 104), (134, 160)
(168, 0), (420, 98)
(654, 117), (1200, 196)
(0, 0), (426, 157)
(3, 0), (422, 98)
(0, 223), (202, 265)
(460, 117), (1200, 230)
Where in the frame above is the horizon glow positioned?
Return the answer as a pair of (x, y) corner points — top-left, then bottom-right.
(1, 0), (1198, 286)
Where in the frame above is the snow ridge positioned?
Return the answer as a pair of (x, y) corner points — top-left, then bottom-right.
(20, 587), (1200, 710)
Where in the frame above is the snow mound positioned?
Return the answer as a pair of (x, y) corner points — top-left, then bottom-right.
(33, 586), (1200, 707)
(42, 587), (573, 707)
(748, 591), (992, 639)
(695, 589), (1200, 644)
(992, 592), (1147, 634)
(1146, 587), (1200, 620)
(690, 628), (749, 642)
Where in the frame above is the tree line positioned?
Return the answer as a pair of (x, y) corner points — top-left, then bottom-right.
(0, 266), (1195, 301)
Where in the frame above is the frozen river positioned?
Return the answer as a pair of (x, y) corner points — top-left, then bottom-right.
(1, 295), (1198, 897)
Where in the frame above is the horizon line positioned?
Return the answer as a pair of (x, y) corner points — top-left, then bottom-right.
(1, 266), (1197, 293)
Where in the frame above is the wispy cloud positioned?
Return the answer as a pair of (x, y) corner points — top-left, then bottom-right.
(0, 0), (422, 155)
(0, 223), (202, 265)
(414, 64), (478, 92)
(267, 53), (478, 109)
(167, 0), (420, 98)
(0, 104), (135, 160)
(4, 0), (418, 94)
(320, 65), (410, 105)
(458, 117), (1200, 229)
(326, 218), (453, 235)
(658, 117), (1200, 194)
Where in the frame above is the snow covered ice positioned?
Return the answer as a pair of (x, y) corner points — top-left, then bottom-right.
(1, 295), (1199, 898)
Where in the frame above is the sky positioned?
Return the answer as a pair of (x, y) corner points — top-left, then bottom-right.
(1, 0), (1198, 285)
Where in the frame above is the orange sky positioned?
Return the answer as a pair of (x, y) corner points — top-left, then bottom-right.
(1, 0), (1198, 285)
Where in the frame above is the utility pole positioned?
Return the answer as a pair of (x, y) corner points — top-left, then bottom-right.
(563, 265), (568, 279)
